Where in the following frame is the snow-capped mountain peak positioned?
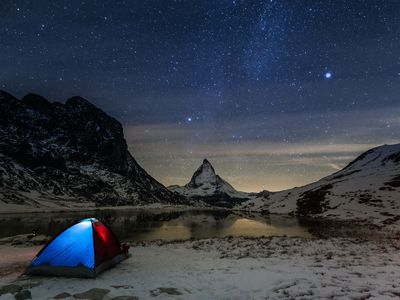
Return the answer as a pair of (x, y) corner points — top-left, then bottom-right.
(186, 159), (218, 188)
(169, 159), (251, 207)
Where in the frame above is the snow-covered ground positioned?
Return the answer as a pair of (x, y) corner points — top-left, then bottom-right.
(1, 236), (400, 299)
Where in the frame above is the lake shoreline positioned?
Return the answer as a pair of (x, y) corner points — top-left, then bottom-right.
(0, 203), (211, 215)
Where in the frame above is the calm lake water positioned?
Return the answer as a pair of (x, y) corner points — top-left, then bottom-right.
(0, 209), (314, 241)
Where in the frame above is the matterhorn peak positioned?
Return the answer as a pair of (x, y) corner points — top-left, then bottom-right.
(200, 158), (215, 172)
(202, 158), (211, 165)
(187, 158), (217, 188)
(169, 158), (251, 207)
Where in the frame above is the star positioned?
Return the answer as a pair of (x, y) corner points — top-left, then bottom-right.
(324, 72), (332, 79)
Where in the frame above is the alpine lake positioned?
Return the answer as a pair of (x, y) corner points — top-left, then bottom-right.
(0, 208), (320, 241)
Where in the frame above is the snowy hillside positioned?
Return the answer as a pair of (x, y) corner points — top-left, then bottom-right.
(240, 143), (400, 227)
(0, 90), (186, 211)
(169, 159), (257, 207)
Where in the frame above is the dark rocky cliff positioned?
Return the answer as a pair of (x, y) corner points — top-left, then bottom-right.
(0, 90), (184, 207)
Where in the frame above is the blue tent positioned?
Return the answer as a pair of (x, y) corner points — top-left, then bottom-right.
(25, 218), (126, 278)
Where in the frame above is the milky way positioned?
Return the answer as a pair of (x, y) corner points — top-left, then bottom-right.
(1, 1), (399, 191)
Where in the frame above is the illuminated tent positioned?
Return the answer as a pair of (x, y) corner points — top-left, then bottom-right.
(25, 218), (125, 278)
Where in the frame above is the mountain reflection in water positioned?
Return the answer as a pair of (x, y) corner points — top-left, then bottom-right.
(0, 209), (313, 241)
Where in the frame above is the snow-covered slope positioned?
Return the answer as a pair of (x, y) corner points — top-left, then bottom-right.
(169, 159), (255, 207)
(0, 90), (186, 211)
(240, 143), (400, 227)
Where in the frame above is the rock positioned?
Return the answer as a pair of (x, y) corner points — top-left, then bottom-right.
(150, 287), (183, 297)
(0, 234), (49, 246)
(30, 235), (49, 245)
(14, 290), (32, 300)
(110, 285), (133, 289)
(53, 292), (72, 299)
(20, 282), (41, 290)
(0, 284), (22, 296)
(111, 296), (138, 300)
(73, 288), (110, 300)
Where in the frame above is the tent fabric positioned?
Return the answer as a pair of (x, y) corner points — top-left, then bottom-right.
(25, 218), (124, 278)
(93, 220), (121, 266)
(31, 220), (95, 269)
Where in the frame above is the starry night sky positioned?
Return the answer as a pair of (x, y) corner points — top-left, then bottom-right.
(1, 1), (399, 191)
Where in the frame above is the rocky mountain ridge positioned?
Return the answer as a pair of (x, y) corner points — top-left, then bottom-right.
(0, 90), (185, 211)
(240, 143), (400, 227)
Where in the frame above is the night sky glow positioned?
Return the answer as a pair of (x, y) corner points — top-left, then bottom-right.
(1, 1), (399, 191)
